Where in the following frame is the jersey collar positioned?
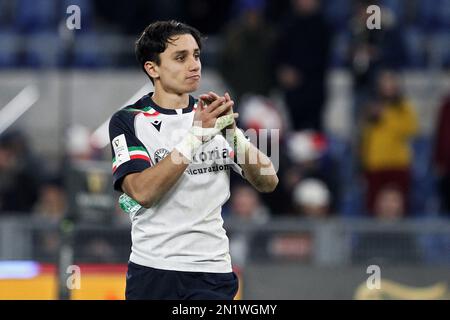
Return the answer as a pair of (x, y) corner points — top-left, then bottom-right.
(143, 93), (195, 115)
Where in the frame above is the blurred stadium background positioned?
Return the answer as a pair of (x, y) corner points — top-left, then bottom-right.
(0, 0), (449, 299)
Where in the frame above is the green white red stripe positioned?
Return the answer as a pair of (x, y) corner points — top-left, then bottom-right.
(125, 106), (160, 117)
(112, 146), (150, 172)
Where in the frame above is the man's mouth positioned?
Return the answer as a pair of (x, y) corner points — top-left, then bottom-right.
(186, 75), (201, 80)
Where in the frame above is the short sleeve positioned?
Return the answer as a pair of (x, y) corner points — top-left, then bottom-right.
(109, 111), (152, 192)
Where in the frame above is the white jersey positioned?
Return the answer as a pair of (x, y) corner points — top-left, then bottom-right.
(109, 93), (242, 273)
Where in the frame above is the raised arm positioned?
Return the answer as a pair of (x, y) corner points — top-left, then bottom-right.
(116, 98), (236, 208)
(200, 92), (279, 193)
(234, 130), (279, 193)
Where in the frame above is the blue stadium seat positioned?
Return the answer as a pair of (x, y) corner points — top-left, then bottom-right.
(0, 0), (14, 27)
(72, 33), (104, 67)
(417, 0), (450, 32)
(329, 30), (350, 68)
(326, 135), (365, 217)
(72, 33), (125, 68)
(379, 0), (405, 25)
(435, 0), (450, 30)
(429, 31), (450, 68)
(410, 136), (438, 216)
(322, 0), (351, 32)
(403, 27), (426, 68)
(0, 30), (19, 67)
(416, 0), (435, 31)
(23, 32), (61, 68)
(15, 0), (58, 33)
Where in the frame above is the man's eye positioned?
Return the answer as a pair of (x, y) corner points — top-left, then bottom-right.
(176, 56), (185, 61)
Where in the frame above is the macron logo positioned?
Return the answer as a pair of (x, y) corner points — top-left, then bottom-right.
(151, 120), (162, 132)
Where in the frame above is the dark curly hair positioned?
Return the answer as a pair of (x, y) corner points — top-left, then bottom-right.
(135, 20), (204, 83)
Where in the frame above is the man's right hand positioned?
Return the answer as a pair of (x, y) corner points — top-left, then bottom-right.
(192, 95), (237, 142)
(194, 95), (235, 128)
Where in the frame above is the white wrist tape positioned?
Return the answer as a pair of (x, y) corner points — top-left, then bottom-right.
(174, 129), (203, 162)
(234, 128), (250, 150)
(233, 128), (251, 163)
(215, 114), (235, 131)
(191, 114), (235, 140)
(174, 114), (236, 162)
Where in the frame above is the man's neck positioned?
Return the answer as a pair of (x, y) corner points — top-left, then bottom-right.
(152, 89), (190, 110)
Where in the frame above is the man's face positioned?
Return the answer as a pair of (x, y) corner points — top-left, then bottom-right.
(154, 34), (201, 94)
(378, 71), (400, 99)
(293, 0), (319, 15)
(375, 188), (405, 220)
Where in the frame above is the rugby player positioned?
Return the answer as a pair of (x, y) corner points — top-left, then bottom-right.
(109, 20), (278, 300)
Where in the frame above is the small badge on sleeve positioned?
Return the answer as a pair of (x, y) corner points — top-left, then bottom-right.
(112, 134), (130, 166)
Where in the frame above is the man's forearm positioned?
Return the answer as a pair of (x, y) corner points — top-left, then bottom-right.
(122, 150), (189, 208)
(238, 136), (278, 193)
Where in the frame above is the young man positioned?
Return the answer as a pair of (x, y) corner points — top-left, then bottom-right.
(109, 20), (278, 300)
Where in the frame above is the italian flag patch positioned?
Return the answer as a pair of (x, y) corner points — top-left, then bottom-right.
(112, 146), (150, 173)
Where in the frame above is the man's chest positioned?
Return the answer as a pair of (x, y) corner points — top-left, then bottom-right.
(134, 114), (235, 168)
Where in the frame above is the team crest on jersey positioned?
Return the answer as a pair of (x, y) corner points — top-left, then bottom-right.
(154, 148), (169, 163)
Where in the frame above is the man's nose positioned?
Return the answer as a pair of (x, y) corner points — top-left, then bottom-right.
(188, 57), (200, 71)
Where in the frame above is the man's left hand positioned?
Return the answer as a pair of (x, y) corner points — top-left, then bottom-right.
(199, 91), (237, 132)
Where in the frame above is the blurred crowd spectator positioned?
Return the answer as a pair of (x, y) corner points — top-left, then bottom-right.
(0, 130), (44, 214)
(33, 176), (67, 222)
(358, 70), (418, 215)
(347, 0), (407, 122)
(273, 0), (331, 131)
(432, 93), (450, 216)
(292, 178), (331, 218)
(226, 183), (270, 266)
(228, 183), (270, 224)
(219, 0), (275, 103)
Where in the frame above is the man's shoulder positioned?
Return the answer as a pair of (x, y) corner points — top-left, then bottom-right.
(110, 94), (153, 125)
(109, 107), (135, 131)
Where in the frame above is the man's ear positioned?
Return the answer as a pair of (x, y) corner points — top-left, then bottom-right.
(144, 61), (159, 80)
